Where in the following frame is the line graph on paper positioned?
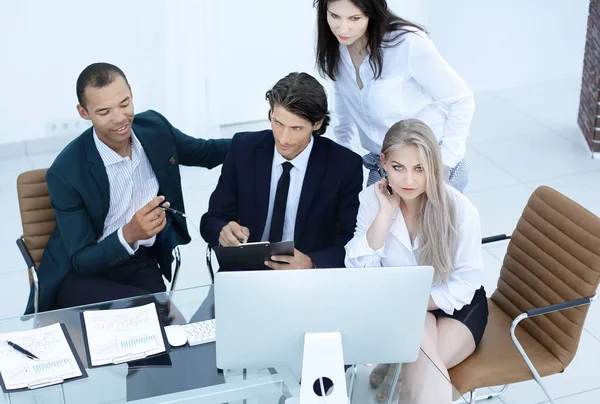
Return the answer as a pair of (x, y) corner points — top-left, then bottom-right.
(0, 324), (82, 390)
(88, 311), (151, 332)
(83, 303), (166, 366)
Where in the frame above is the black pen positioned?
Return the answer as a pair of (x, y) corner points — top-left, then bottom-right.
(158, 203), (188, 218)
(6, 341), (39, 360)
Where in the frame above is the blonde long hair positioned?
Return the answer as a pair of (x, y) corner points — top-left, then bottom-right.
(381, 119), (456, 284)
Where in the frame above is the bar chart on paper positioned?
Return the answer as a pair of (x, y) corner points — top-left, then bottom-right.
(83, 303), (167, 367)
(119, 335), (157, 353)
(32, 358), (73, 376)
(0, 323), (85, 391)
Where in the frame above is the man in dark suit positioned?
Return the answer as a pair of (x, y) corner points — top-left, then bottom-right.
(25, 62), (230, 314)
(200, 72), (363, 269)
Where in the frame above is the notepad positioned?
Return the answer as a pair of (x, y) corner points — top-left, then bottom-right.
(0, 323), (87, 392)
(81, 302), (169, 367)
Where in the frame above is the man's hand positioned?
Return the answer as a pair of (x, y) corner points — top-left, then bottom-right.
(265, 249), (314, 270)
(122, 196), (168, 246)
(219, 221), (250, 246)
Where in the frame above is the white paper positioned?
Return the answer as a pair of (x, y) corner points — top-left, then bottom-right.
(0, 323), (82, 390)
(83, 303), (166, 367)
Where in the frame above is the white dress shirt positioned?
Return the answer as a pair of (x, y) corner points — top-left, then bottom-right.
(334, 30), (475, 168)
(93, 130), (159, 255)
(344, 184), (484, 315)
(260, 137), (314, 242)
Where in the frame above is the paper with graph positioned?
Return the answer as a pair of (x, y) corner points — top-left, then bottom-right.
(0, 323), (84, 391)
(82, 303), (167, 367)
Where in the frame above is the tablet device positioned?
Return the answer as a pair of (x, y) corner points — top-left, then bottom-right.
(213, 241), (294, 271)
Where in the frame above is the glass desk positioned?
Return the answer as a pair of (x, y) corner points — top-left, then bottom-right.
(0, 286), (465, 403)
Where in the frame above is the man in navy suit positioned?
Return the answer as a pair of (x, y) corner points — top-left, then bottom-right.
(200, 72), (363, 269)
(25, 63), (230, 314)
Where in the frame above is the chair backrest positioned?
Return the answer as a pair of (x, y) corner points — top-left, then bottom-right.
(16, 169), (55, 285)
(490, 186), (600, 368)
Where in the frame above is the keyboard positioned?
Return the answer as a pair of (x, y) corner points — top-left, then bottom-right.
(182, 319), (216, 346)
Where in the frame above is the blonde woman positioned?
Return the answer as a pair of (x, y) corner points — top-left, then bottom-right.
(344, 119), (487, 403)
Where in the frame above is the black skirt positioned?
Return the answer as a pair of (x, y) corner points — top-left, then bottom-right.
(430, 287), (489, 346)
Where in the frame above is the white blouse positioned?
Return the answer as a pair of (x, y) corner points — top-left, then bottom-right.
(344, 184), (484, 315)
(334, 30), (475, 168)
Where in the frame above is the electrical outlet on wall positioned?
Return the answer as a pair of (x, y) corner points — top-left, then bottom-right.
(45, 119), (92, 138)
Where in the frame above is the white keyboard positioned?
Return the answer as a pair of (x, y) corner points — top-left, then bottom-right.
(182, 319), (216, 346)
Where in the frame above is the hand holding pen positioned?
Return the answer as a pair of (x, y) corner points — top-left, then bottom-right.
(6, 340), (39, 360)
(158, 200), (188, 218)
(122, 196), (168, 246)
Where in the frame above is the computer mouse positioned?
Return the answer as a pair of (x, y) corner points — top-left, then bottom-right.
(164, 325), (188, 347)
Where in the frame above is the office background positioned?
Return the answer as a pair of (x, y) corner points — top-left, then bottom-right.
(1, 0), (599, 403)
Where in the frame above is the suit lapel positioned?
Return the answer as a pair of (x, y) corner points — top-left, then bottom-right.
(84, 131), (110, 223)
(294, 136), (326, 240)
(254, 135), (274, 240)
(134, 123), (184, 231)
(134, 123), (170, 190)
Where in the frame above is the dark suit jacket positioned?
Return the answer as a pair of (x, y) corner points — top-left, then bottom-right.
(25, 110), (230, 314)
(200, 130), (363, 268)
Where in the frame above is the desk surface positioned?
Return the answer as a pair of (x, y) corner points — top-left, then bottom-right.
(0, 286), (462, 403)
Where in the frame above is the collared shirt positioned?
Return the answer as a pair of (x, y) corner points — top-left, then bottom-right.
(260, 136), (314, 242)
(344, 184), (484, 315)
(93, 130), (159, 255)
(333, 30), (475, 168)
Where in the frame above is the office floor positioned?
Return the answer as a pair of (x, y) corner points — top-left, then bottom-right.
(1, 78), (599, 403)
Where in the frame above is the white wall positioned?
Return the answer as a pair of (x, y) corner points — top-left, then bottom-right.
(422, 0), (589, 93)
(0, 0), (203, 145)
(205, 0), (428, 126)
(204, 0), (322, 126)
(0, 0), (591, 146)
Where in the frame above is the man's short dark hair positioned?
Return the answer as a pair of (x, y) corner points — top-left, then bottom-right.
(266, 72), (331, 136)
(76, 62), (129, 109)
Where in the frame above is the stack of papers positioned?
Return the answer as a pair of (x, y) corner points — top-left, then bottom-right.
(0, 323), (86, 391)
(82, 302), (168, 367)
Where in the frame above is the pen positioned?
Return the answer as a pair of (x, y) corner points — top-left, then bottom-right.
(158, 205), (188, 218)
(6, 341), (39, 360)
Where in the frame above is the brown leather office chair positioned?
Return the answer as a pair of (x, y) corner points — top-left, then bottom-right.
(16, 169), (182, 314)
(449, 186), (600, 404)
(16, 169), (53, 314)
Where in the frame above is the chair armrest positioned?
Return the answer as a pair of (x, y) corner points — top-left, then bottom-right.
(206, 245), (215, 284)
(525, 295), (595, 318)
(482, 234), (511, 244)
(170, 246), (181, 292)
(507, 293), (597, 404)
(17, 236), (39, 314)
(16, 236), (36, 269)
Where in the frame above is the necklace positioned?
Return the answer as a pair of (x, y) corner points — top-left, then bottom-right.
(349, 38), (368, 56)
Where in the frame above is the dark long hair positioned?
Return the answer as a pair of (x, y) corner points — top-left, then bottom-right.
(314, 0), (426, 80)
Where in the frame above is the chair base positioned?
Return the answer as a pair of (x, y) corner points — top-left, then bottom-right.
(453, 385), (508, 404)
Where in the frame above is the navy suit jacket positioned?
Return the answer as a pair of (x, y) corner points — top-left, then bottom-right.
(200, 130), (363, 268)
(25, 110), (230, 314)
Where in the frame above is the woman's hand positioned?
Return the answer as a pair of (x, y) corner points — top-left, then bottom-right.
(374, 179), (400, 215)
